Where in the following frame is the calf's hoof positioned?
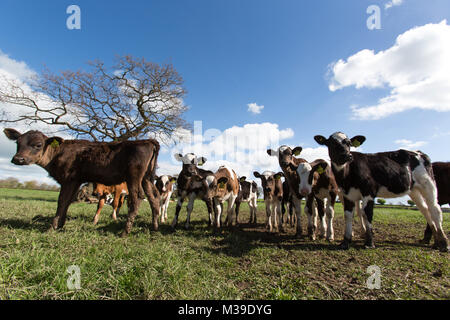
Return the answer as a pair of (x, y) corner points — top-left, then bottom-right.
(294, 232), (303, 239)
(419, 238), (431, 245)
(339, 238), (351, 250)
(433, 239), (450, 252)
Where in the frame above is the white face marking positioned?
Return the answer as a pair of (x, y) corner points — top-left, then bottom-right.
(278, 145), (289, 153)
(331, 132), (348, 142)
(160, 175), (169, 192)
(296, 163), (313, 194)
(205, 175), (215, 187)
(183, 153), (197, 165)
(262, 171), (275, 179)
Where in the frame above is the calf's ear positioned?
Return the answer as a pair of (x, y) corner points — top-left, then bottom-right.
(174, 153), (183, 162)
(274, 172), (284, 180)
(314, 135), (328, 145)
(218, 177), (228, 188)
(169, 176), (177, 183)
(267, 149), (278, 157)
(292, 147), (302, 156)
(313, 162), (328, 175)
(4, 128), (22, 141)
(239, 176), (246, 182)
(45, 136), (64, 149)
(253, 171), (261, 178)
(350, 136), (366, 148)
(197, 157), (207, 166)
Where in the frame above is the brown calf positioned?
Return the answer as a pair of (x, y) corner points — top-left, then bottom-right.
(253, 171), (284, 232)
(4, 128), (160, 237)
(155, 175), (176, 223)
(211, 165), (240, 228)
(267, 146), (308, 237)
(92, 182), (128, 225)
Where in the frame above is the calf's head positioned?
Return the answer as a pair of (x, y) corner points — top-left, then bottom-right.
(314, 132), (365, 166)
(267, 145), (303, 169)
(174, 153), (207, 177)
(190, 174), (228, 199)
(253, 171), (283, 199)
(92, 183), (109, 197)
(4, 128), (64, 166)
(155, 175), (176, 193)
(290, 161), (328, 197)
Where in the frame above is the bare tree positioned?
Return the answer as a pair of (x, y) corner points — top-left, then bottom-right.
(0, 55), (189, 142)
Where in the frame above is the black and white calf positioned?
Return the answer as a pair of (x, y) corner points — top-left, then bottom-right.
(155, 175), (176, 223)
(288, 158), (339, 241)
(422, 162), (450, 244)
(253, 171), (284, 232)
(171, 153), (214, 229)
(267, 146), (317, 238)
(234, 177), (259, 224)
(314, 132), (449, 252)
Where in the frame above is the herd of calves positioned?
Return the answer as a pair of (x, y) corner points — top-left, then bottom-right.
(4, 128), (450, 252)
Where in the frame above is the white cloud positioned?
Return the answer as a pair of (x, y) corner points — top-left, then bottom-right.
(394, 139), (427, 150)
(328, 20), (450, 120)
(385, 0), (403, 10)
(169, 122), (294, 178)
(247, 103), (264, 114)
(166, 122), (329, 181)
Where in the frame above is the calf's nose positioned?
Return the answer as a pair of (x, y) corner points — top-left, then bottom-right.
(300, 188), (309, 196)
(12, 156), (25, 165)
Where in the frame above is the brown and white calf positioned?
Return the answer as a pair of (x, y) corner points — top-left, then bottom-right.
(92, 182), (128, 225)
(288, 156), (339, 241)
(233, 177), (258, 225)
(155, 175), (176, 223)
(315, 132), (449, 252)
(422, 162), (450, 244)
(4, 128), (160, 237)
(253, 171), (284, 232)
(235, 177), (259, 224)
(267, 146), (310, 237)
(209, 165), (240, 228)
(171, 153), (215, 229)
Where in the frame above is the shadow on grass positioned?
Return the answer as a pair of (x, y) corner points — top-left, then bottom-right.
(0, 195), (57, 203)
(0, 214), (53, 232)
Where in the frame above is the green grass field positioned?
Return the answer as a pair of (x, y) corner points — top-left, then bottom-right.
(0, 187), (448, 300)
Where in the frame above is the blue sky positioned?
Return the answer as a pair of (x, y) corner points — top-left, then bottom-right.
(1, 0), (450, 203)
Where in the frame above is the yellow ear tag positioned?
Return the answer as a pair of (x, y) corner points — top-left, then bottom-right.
(317, 166), (324, 175)
(50, 139), (60, 149)
(275, 175), (281, 180)
(170, 178), (177, 183)
(218, 182), (226, 189)
(294, 150), (301, 156)
(352, 140), (361, 148)
(197, 161), (203, 166)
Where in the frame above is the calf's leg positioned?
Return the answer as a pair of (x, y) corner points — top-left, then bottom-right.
(93, 196), (106, 225)
(340, 198), (356, 250)
(142, 178), (161, 231)
(292, 196), (303, 238)
(52, 181), (81, 230)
